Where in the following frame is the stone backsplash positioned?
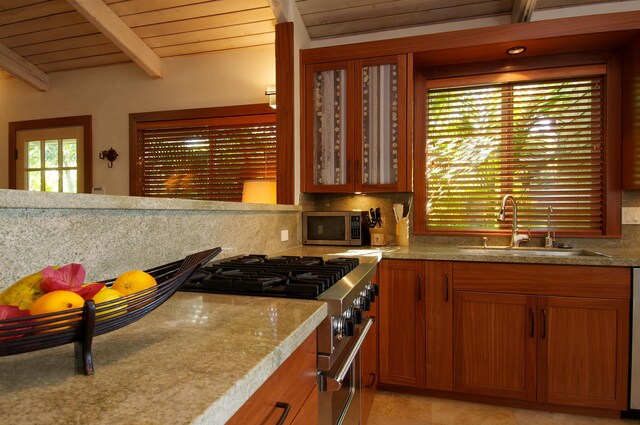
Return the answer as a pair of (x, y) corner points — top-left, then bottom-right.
(0, 190), (301, 290)
(304, 191), (640, 249)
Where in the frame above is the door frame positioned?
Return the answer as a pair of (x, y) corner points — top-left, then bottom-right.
(9, 115), (92, 193)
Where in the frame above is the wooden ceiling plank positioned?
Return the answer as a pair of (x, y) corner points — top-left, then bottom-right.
(154, 32), (275, 57)
(295, 0), (391, 15)
(306, 0), (511, 36)
(133, 8), (275, 38)
(0, 0), (48, 13)
(0, 1), (75, 26)
(1, 22), (98, 48)
(144, 20), (275, 48)
(0, 12), (87, 39)
(14, 33), (112, 56)
(536, 0), (613, 7)
(108, 0), (214, 16)
(27, 43), (122, 65)
(66, 0), (163, 78)
(38, 51), (130, 72)
(303, 0), (510, 27)
(512, 0), (538, 23)
(0, 41), (48, 90)
(119, 0), (269, 27)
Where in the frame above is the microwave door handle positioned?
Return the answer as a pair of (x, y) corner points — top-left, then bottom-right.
(318, 317), (374, 392)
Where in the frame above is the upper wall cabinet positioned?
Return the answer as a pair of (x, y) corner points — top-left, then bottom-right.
(623, 34), (640, 189)
(302, 55), (408, 193)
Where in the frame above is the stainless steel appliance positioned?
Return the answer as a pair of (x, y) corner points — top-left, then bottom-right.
(303, 211), (371, 246)
(631, 269), (640, 410)
(180, 254), (378, 425)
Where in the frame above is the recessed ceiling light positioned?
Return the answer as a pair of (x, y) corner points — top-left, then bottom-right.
(507, 46), (527, 55)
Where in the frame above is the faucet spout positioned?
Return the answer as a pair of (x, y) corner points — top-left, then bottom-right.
(496, 195), (529, 247)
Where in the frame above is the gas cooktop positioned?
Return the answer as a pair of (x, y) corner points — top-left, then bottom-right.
(179, 255), (359, 299)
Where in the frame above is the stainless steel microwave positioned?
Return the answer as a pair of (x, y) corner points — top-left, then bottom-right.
(302, 211), (370, 246)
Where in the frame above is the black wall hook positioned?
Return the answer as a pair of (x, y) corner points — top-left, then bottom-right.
(99, 148), (118, 168)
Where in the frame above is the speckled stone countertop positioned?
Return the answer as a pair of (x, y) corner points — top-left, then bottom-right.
(275, 245), (640, 267)
(0, 292), (327, 425)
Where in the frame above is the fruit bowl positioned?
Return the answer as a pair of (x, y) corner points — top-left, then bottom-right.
(0, 247), (222, 374)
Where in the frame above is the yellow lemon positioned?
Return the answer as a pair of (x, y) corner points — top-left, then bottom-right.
(30, 290), (85, 332)
(92, 288), (127, 320)
(112, 270), (157, 296)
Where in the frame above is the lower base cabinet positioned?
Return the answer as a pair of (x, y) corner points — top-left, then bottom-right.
(378, 259), (631, 414)
(227, 330), (318, 425)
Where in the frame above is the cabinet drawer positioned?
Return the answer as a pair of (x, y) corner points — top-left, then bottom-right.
(453, 263), (630, 299)
(227, 331), (317, 425)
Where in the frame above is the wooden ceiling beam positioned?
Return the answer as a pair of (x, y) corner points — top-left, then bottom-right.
(66, 0), (163, 78)
(512, 0), (538, 23)
(0, 42), (49, 91)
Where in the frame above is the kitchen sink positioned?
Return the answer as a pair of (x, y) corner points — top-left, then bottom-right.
(457, 246), (611, 257)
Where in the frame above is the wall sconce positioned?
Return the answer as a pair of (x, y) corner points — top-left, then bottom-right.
(265, 85), (276, 109)
(99, 147), (119, 168)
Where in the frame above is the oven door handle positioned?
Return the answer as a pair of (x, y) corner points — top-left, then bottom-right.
(318, 317), (374, 392)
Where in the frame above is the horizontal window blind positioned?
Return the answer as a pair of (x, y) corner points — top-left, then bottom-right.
(426, 76), (604, 234)
(136, 115), (276, 201)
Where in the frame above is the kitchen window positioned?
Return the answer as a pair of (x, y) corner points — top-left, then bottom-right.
(413, 59), (622, 237)
(130, 105), (276, 202)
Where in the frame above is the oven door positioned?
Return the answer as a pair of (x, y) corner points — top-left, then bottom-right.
(318, 318), (374, 425)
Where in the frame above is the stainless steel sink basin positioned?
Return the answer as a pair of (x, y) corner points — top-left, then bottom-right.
(457, 246), (610, 257)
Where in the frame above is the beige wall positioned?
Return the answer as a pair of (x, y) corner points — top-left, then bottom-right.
(0, 45), (276, 196)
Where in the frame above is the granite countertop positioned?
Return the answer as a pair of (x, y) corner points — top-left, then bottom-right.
(275, 245), (640, 267)
(0, 292), (327, 425)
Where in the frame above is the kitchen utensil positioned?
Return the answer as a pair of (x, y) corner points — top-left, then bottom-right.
(375, 207), (382, 226)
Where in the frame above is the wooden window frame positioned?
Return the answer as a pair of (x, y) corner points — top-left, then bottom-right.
(413, 52), (622, 238)
(8, 115), (93, 193)
(129, 104), (281, 200)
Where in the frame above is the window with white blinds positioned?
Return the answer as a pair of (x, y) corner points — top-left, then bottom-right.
(135, 114), (276, 201)
(425, 74), (605, 234)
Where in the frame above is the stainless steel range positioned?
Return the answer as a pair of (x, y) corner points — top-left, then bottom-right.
(180, 254), (378, 425)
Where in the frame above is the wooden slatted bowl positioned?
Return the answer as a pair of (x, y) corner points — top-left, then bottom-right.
(0, 247), (221, 374)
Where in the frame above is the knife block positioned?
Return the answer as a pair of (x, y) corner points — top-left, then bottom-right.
(369, 226), (388, 246)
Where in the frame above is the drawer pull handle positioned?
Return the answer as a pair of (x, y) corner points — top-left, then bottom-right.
(347, 159), (351, 183)
(365, 372), (377, 388)
(445, 273), (449, 302)
(356, 159), (361, 184)
(417, 273), (422, 301)
(274, 402), (290, 425)
(541, 309), (547, 339)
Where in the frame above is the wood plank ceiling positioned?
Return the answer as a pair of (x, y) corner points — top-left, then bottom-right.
(0, 0), (639, 90)
(295, 0), (640, 39)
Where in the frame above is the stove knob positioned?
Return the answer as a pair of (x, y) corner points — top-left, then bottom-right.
(353, 308), (363, 324)
(361, 287), (375, 303)
(344, 318), (355, 337)
(354, 295), (370, 312)
(367, 282), (379, 296)
(333, 316), (346, 340)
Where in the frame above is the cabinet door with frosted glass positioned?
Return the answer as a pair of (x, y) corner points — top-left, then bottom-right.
(303, 61), (355, 192)
(355, 55), (407, 192)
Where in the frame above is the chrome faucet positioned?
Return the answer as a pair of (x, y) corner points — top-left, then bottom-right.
(545, 206), (555, 248)
(497, 195), (529, 247)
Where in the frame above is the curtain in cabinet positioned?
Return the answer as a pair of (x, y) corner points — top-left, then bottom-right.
(362, 64), (399, 185)
(313, 69), (347, 185)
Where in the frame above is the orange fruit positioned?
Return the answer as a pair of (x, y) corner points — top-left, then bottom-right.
(30, 290), (85, 331)
(112, 270), (157, 296)
(92, 288), (127, 320)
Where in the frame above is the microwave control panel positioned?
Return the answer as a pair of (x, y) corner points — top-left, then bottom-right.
(351, 215), (361, 239)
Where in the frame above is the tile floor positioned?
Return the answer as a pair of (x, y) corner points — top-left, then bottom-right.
(368, 391), (640, 425)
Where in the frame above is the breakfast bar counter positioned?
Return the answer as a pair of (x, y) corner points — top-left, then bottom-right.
(0, 292), (327, 425)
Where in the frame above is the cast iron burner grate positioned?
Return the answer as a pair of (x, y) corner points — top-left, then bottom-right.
(179, 255), (359, 299)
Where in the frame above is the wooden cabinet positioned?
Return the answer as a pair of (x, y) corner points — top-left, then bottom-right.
(622, 33), (640, 189)
(227, 331), (318, 425)
(378, 259), (454, 390)
(453, 263), (631, 410)
(302, 55), (408, 193)
(361, 270), (379, 425)
(425, 261), (453, 391)
(454, 291), (537, 400)
(378, 259), (425, 388)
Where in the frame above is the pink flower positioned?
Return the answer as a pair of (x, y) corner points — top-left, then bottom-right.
(0, 305), (31, 340)
(40, 263), (104, 300)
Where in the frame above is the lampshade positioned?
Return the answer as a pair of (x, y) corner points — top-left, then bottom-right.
(242, 180), (277, 204)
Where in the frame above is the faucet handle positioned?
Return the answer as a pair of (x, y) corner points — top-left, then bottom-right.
(482, 236), (488, 248)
